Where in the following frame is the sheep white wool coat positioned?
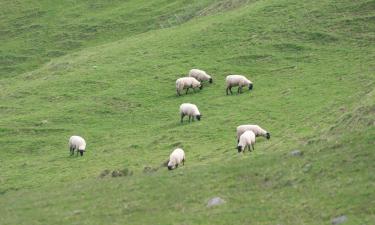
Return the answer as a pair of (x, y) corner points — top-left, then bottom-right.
(168, 148), (185, 170)
(189, 69), (212, 82)
(236, 125), (270, 140)
(238, 130), (256, 152)
(179, 103), (201, 122)
(180, 103), (200, 116)
(69, 136), (86, 151)
(176, 77), (201, 95)
(226, 75), (252, 88)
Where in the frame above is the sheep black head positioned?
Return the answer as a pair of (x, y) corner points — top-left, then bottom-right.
(167, 160), (174, 170)
(79, 150), (84, 156)
(248, 83), (253, 90)
(209, 78), (213, 83)
(196, 115), (201, 121)
(237, 146), (242, 153)
(199, 84), (203, 90)
(266, 132), (271, 139)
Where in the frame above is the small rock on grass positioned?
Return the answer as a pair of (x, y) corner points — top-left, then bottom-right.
(331, 215), (347, 225)
(207, 197), (225, 208)
(290, 150), (303, 156)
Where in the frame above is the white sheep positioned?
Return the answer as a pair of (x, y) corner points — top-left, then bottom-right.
(167, 148), (185, 170)
(176, 77), (202, 96)
(237, 130), (256, 153)
(69, 135), (86, 156)
(226, 75), (253, 95)
(236, 125), (270, 143)
(180, 103), (201, 123)
(189, 69), (213, 83)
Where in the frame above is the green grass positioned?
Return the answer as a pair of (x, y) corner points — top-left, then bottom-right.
(0, 0), (374, 224)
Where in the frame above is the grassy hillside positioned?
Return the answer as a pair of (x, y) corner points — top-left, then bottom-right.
(1, 0), (374, 224)
(0, 0), (254, 78)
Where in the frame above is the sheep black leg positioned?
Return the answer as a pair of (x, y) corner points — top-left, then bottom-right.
(248, 145), (251, 152)
(237, 87), (241, 94)
(229, 87), (233, 94)
(181, 114), (185, 123)
(182, 159), (185, 165)
(70, 147), (73, 156)
(252, 145), (255, 151)
(186, 88), (189, 94)
(188, 116), (191, 122)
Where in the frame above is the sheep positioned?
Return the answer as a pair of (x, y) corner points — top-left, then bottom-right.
(176, 77), (202, 96)
(236, 125), (270, 143)
(180, 103), (201, 123)
(69, 135), (86, 156)
(167, 148), (185, 170)
(237, 130), (256, 153)
(189, 69), (213, 83)
(226, 75), (253, 95)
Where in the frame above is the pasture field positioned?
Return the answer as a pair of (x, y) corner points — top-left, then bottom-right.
(0, 0), (374, 224)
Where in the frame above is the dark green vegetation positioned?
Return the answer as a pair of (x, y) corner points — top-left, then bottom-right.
(1, 0), (374, 224)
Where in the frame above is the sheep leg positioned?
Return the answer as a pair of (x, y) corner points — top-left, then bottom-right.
(248, 145), (252, 152)
(182, 159), (185, 165)
(188, 115), (191, 122)
(180, 114), (185, 123)
(186, 88), (189, 94)
(70, 147), (74, 156)
(176, 90), (180, 96)
(76, 149), (79, 156)
(252, 145), (255, 151)
(229, 87), (233, 94)
(237, 86), (241, 94)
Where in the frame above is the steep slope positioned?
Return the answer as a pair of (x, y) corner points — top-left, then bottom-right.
(0, 0), (374, 224)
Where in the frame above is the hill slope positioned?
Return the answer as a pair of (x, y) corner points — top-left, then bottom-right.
(0, 0), (374, 224)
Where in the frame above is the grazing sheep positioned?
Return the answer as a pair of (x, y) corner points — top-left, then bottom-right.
(168, 148), (185, 170)
(236, 125), (270, 143)
(226, 75), (253, 95)
(69, 135), (86, 156)
(180, 103), (201, 123)
(176, 77), (202, 96)
(189, 69), (213, 83)
(237, 130), (256, 153)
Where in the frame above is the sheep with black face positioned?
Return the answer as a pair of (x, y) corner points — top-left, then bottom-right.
(179, 103), (202, 123)
(167, 148), (185, 170)
(226, 75), (253, 95)
(69, 135), (86, 156)
(236, 125), (270, 143)
(189, 69), (213, 84)
(176, 77), (202, 96)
